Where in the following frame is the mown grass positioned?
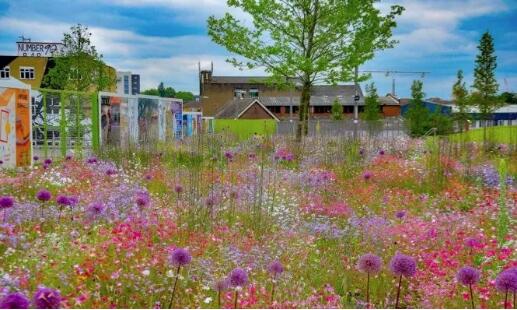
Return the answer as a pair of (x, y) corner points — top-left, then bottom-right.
(448, 125), (517, 144)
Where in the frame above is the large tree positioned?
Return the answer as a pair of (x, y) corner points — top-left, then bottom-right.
(142, 82), (195, 101)
(208, 0), (404, 139)
(452, 70), (469, 132)
(43, 24), (115, 92)
(471, 31), (501, 143)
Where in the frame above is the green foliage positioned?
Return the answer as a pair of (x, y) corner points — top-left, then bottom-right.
(43, 24), (115, 92)
(363, 82), (381, 121)
(499, 92), (517, 104)
(405, 80), (430, 136)
(215, 119), (277, 140)
(452, 70), (470, 132)
(448, 125), (517, 145)
(497, 159), (509, 247)
(429, 110), (453, 135)
(207, 0), (404, 137)
(330, 99), (343, 120)
(141, 82), (194, 101)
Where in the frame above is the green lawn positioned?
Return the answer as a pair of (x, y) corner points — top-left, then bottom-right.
(449, 125), (517, 144)
(214, 119), (277, 140)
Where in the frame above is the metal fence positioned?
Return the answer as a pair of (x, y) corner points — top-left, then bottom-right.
(276, 118), (408, 139)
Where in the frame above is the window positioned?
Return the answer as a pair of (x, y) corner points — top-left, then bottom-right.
(0, 66), (10, 79)
(20, 67), (35, 80)
(234, 88), (246, 99)
(292, 106), (299, 114)
(314, 106), (331, 113)
(249, 88), (259, 98)
(124, 76), (129, 94)
(344, 106), (354, 113)
(267, 106), (281, 113)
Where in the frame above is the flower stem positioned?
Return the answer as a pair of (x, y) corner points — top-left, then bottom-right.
(395, 274), (402, 309)
(504, 289), (508, 309)
(168, 265), (181, 309)
(218, 290), (221, 308)
(271, 281), (276, 305)
(234, 290), (238, 309)
(366, 272), (370, 308)
(469, 284), (475, 309)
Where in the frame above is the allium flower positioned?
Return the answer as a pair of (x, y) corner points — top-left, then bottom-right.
(33, 155), (39, 161)
(174, 184), (183, 194)
(56, 195), (70, 206)
(357, 253), (382, 274)
(43, 163), (49, 170)
(144, 174), (152, 180)
(268, 260), (284, 277)
(68, 196), (79, 207)
(0, 160), (3, 165)
(65, 155), (72, 160)
(363, 171), (372, 181)
(495, 269), (517, 292)
(87, 202), (105, 217)
(169, 248), (192, 266)
(248, 153), (256, 160)
(395, 210), (406, 219)
(43, 158), (52, 165)
(105, 168), (117, 176)
(229, 268), (248, 287)
(457, 266), (480, 286)
(224, 150), (234, 161)
(389, 253), (416, 277)
(0, 196), (15, 209)
(379, 150), (385, 155)
(32, 287), (61, 309)
(36, 190), (52, 202)
(86, 156), (98, 164)
(135, 191), (150, 208)
(0, 292), (30, 309)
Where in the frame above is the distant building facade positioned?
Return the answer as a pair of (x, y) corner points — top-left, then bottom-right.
(116, 71), (140, 95)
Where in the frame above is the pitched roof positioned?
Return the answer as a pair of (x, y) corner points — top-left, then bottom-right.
(215, 98), (279, 120)
(210, 76), (272, 84)
(378, 95), (400, 106)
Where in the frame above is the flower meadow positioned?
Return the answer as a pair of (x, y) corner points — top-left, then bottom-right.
(0, 135), (516, 309)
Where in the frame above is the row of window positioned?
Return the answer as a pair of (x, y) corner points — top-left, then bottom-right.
(265, 106), (366, 114)
(0, 66), (35, 80)
(234, 88), (259, 98)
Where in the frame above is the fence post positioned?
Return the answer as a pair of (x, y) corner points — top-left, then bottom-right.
(42, 91), (48, 158)
(91, 92), (100, 153)
(59, 92), (67, 157)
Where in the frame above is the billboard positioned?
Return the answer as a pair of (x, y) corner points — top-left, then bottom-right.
(0, 87), (31, 168)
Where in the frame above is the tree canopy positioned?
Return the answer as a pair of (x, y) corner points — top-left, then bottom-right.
(142, 82), (195, 101)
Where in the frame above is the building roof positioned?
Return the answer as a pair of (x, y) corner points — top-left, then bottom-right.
(378, 94), (400, 106)
(210, 76), (273, 84)
(215, 98), (279, 120)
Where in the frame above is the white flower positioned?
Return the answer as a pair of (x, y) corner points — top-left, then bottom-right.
(142, 269), (150, 276)
(166, 270), (174, 278)
(203, 297), (213, 304)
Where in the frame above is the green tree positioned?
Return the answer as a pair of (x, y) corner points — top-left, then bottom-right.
(330, 99), (342, 120)
(175, 91), (195, 102)
(452, 70), (470, 132)
(207, 0), (404, 140)
(405, 80), (430, 137)
(471, 31), (501, 143)
(43, 24), (115, 92)
(363, 82), (381, 121)
(499, 92), (517, 104)
(142, 82), (182, 98)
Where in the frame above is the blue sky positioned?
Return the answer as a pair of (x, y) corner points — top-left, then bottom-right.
(0, 0), (516, 99)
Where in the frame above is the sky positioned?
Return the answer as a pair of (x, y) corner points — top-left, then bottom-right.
(0, 0), (516, 99)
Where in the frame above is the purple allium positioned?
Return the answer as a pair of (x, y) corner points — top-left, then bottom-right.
(33, 155), (39, 161)
(379, 150), (385, 155)
(56, 195), (70, 206)
(135, 191), (150, 208)
(495, 269), (517, 292)
(32, 287), (61, 309)
(357, 253), (382, 274)
(268, 260), (284, 277)
(43, 159), (52, 165)
(389, 253), (417, 277)
(205, 196), (215, 207)
(87, 202), (105, 217)
(363, 171), (373, 181)
(395, 210), (406, 219)
(457, 266), (480, 286)
(224, 150), (234, 161)
(174, 184), (183, 194)
(229, 268), (248, 287)
(43, 163), (49, 170)
(169, 248), (192, 266)
(359, 148), (365, 156)
(0, 160), (3, 165)
(248, 153), (256, 160)
(144, 174), (152, 180)
(105, 168), (117, 176)
(65, 155), (72, 161)
(0, 196), (15, 209)
(86, 156), (98, 164)
(36, 190), (52, 202)
(68, 196), (79, 207)
(0, 292), (30, 309)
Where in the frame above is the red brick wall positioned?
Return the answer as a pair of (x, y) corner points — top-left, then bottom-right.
(382, 106), (401, 117)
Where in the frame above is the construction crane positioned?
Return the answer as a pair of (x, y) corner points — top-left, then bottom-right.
(359, 70), (430, 97)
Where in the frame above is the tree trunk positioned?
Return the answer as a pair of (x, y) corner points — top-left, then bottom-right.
(296, 82), (311, 141)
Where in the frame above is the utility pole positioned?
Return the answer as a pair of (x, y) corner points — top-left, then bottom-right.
(353, 66), (359, 140)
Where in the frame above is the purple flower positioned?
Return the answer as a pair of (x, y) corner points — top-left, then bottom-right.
(229, 268), (248, 287)
(0, 292), (30, 309)
(389, 253), (416, 277)
(268, 260), (284, 277)
(86, 156), (98, 164)
(43, 159), (52, 165)
(379, 150), (385, 155)
(174, 184), (183, 194)
(464, 237), (481, 248)
(105, 168), (117, 176)
(36, 190), (52, 202)
(144, 174), (152, 180)
(0, 196), (15, 209)
(169, 248), (192, 266)
(457, 266), (480, 286)
(32, 287), (61, 309)
(135, 191), (150, 208)
(495, 269), (517, 292)
(363, 171), (373, 181)
(43, 163), (50, 170)
(357, 253), (382, 274)
(56, 195), (70, 206)
(33, 156), (39, 161)
(0, 160), (3, 165)
(395, 210), (406, 219)
(68, 196), (79, 207)
(87, 202), (105, 217)
(65, 155), (72, 161)
(248, 153), (256, 160)
(359, 149), (365, 156)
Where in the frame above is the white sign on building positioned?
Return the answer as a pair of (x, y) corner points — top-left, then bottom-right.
(17, 41), (65, 57)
